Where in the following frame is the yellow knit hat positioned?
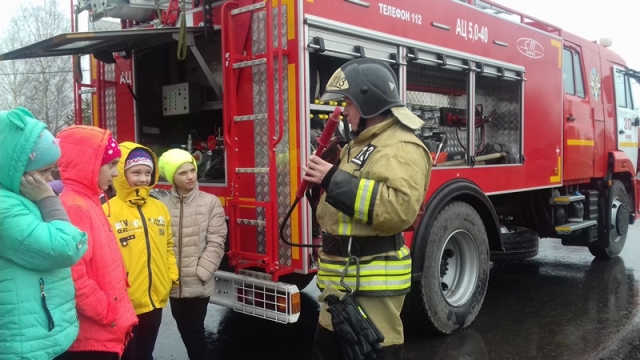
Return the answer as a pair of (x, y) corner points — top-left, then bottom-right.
(158, 148), (198, 185)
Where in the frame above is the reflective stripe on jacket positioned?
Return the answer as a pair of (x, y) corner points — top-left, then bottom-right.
(317, 246), (412, 295)
(316, 118), (431, 296)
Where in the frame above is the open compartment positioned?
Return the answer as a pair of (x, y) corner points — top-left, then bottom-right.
(133, 31), (226, 184)
(405, 47), (524, 167)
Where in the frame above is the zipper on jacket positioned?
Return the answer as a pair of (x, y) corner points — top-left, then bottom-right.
(136, 204), (157, 310)
(178, 195), (184, 298)
(39, 278), (55, 331)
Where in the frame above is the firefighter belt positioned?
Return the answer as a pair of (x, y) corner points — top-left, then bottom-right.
(321, 233), (404, 257)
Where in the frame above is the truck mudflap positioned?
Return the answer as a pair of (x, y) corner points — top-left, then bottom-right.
(209, 270), (302, 324)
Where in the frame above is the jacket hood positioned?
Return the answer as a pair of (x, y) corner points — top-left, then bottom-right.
(0, 108), (49, 194)
(57, 125), (112, 196)
(114, 142), (159, 204)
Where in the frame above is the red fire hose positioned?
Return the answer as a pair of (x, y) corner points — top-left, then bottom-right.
(280, 107), (342, 247)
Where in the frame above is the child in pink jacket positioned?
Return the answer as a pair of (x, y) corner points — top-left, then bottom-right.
(56, 126), (138, 360)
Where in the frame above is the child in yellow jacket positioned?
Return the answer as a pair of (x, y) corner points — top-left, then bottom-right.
(103, 142), (178, 360)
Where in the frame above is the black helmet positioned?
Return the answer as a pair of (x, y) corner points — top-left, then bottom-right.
(320, 58), (404, 119)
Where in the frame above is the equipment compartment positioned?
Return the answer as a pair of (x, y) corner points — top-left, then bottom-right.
(134, 32), (226, 184)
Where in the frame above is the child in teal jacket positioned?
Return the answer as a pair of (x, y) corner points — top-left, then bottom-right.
(0, 107), (88, 359)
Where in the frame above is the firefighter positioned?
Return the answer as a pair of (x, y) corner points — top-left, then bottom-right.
(303, 58), (432, 359)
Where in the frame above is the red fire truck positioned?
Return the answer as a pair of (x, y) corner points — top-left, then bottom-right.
(2, 0), (638, 334)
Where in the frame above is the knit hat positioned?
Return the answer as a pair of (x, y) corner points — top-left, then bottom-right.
(158, 148), (197, 185)
(125, 148), (154, 171)
(25, 129), (61, 172)
(101, 136), (121, 166)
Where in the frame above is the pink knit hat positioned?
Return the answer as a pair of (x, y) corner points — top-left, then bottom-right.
(101, 136), (121, 166)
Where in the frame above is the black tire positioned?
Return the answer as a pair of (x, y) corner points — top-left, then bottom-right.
(490, 226), (539, 263)
(410, 201), (490, 334)
(589, 180), (629, 259)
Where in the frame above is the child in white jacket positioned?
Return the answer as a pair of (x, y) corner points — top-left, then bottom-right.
(158, 149), (227, 360)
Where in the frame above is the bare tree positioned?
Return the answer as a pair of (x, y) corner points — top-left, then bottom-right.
(65, 95), (92, 126)
(0, 0), (74, 134)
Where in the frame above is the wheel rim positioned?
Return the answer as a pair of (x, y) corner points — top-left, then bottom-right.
(439, 230), (479, 307)
(611, 196), (629, 242)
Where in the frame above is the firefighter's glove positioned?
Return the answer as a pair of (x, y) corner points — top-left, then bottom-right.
(325, 294), (364, 360)
(325, 294), (385, 359)
(341, 294), (385, 356)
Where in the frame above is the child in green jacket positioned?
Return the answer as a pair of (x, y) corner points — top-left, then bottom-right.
(0, 107), (88, 360)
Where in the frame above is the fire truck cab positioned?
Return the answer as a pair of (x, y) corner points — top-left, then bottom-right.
(3, 0), (638, 334)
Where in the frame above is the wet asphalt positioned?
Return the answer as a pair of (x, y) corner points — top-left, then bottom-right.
(154, 223), (640, 360)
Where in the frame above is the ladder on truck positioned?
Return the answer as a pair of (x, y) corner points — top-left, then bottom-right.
(72, 18), (121, 135)
(221, 0), (295, 281)
(212, 0), (303, 324)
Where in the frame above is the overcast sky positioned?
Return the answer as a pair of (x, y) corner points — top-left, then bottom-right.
(493, 0), (640, 70)
(0, 0), (637, 68)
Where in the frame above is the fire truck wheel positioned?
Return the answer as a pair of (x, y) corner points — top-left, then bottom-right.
(490, 226), (539, 263)
(589, 180), (629, 259)
(410, 201), (490, 334)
